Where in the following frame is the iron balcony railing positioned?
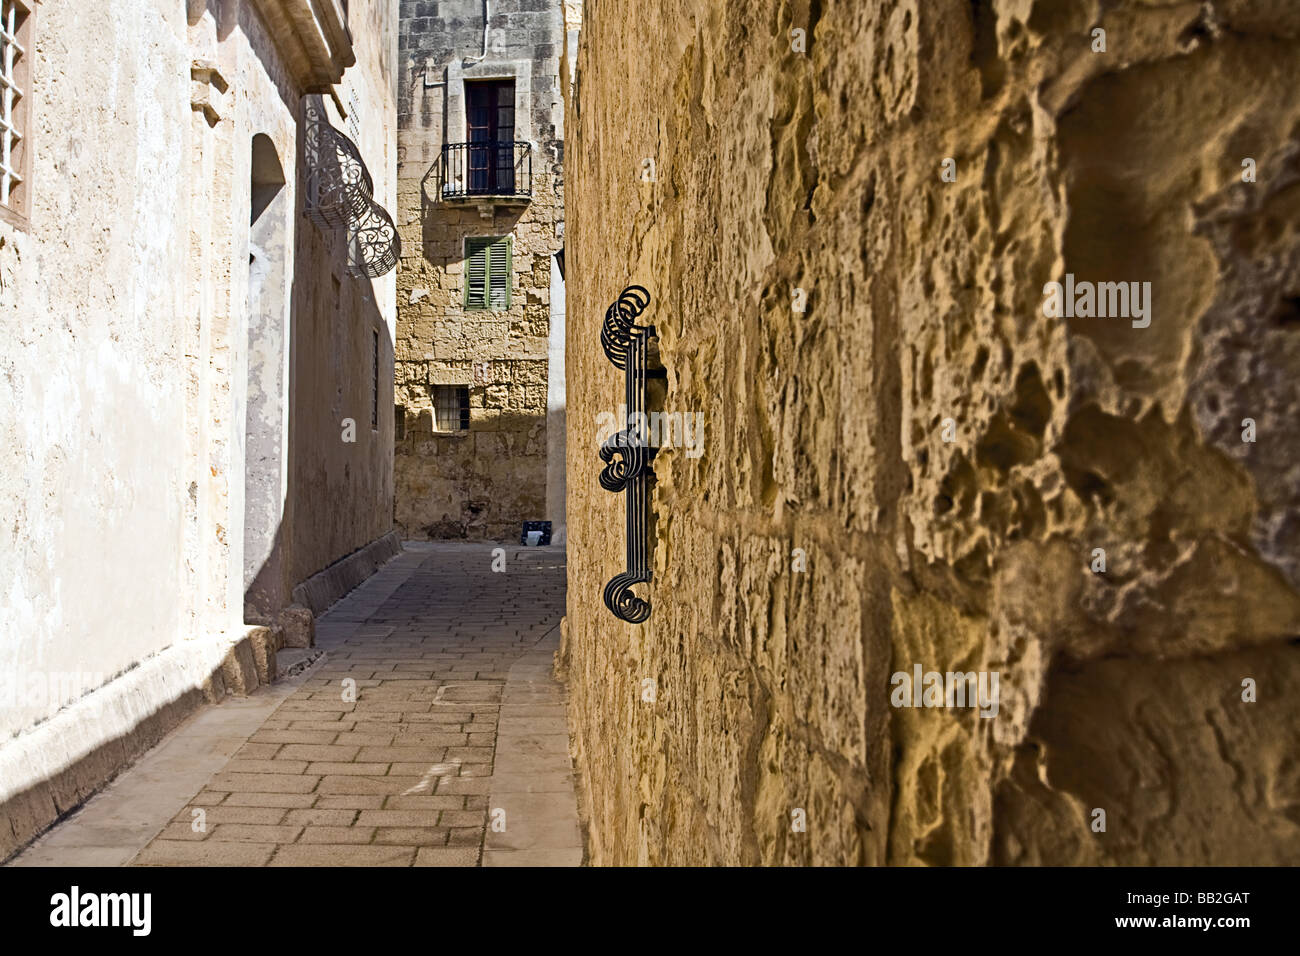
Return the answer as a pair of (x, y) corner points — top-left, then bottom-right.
(440, 141), (532, 199)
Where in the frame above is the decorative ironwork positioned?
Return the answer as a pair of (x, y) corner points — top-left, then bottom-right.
(599, 285), (660, 623)
(439, 141), (533, 199)
(304, 101), (370, 226)
(303, 100), (400, 278)
(347, 200), (400, 278)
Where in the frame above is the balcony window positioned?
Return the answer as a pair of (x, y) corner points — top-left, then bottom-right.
(467, 80), (514, 192)
(440, 78), (531, 200)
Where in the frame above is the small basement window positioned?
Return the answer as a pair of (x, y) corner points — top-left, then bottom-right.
(433, 385), (470, 432)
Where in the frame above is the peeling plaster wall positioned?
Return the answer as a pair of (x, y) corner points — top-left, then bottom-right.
(562, 0), (1300, 865)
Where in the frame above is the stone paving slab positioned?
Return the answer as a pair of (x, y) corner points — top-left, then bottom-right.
(8, 543), (583, 868)
(10, 673), (310, 867)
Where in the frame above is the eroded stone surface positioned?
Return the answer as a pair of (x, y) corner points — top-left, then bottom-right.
(561, 0), (1300, 865)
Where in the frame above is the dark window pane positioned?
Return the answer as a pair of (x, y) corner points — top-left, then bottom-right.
(463, 80), (516, 193)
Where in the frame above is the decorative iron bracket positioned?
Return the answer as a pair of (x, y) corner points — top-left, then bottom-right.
(599, 286), (665, 623)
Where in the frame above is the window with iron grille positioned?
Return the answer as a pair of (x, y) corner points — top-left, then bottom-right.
(394, 405), (405, 441)
(0, 0), (31, 223)
(464, 236), (511, 311)
(371, 328), (379, 428)
(433, 385), (470, 433)
(346, 83), (360, 146)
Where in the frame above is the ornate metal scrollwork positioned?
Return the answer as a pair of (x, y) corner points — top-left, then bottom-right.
(303, 100), (400, 278)
(347, 200), (400, 279)
(599, 286), (658, 623)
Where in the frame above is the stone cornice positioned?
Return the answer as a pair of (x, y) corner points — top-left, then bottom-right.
(250, 0), (355, 92)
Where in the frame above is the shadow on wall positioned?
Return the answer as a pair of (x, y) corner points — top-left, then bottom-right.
(188, 0), (238, 41)
(244, 114), (397, 629)
(418, 162), (529, 253)
(244, 133), (290, 622)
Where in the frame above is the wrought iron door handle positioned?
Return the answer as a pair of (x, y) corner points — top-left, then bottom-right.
(599, 286), (655, 623)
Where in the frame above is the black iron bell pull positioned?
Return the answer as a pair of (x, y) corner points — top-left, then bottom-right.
(598, 285), (662, 623)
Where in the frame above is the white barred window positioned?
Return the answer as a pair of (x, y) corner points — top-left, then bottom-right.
(0, 0), (30, 218)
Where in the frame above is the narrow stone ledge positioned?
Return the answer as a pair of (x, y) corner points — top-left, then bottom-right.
(0, 625), (281, 862)
(291, 530), (403, 615)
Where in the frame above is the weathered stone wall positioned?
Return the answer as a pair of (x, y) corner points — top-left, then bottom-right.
(286, 0), (400, 594)
(0, 0), (397, 858)
(393, 0), (565, 540)
(562, 0), (1300, 865)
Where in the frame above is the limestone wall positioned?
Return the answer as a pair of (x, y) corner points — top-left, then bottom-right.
(561, 0), (1300, 865)
(393, 0), (565, 541)
(0, 0), (195, 742)
(0, 0), (398, 857)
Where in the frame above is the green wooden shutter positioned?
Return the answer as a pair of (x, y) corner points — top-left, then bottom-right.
(465, 238), (489, 309)
(488, 237), (511, 308)
(466, 237), (511, 310)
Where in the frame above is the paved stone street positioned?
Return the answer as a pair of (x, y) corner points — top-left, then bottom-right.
(11, 543), (582, 867)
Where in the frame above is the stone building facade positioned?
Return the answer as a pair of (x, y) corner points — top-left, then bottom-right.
(393, 0), (568, 542)
(561, 0), (1300, 865)
(0, 0), (400, 859)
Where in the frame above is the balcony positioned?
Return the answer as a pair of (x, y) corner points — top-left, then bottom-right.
(250, 0), (354, 90)
(439, 142), (532, 203)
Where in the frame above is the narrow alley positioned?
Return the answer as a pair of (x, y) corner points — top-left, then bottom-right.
(4, 0), (1300, 923)
(11, 544), (580, 867)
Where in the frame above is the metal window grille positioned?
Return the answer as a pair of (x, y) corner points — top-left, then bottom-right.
(346, 84), (360, 145)
(433, 386), (470, 433)
(394, 405), (405, 441)
(0, 1), (28, 210)
(371, 329), (379, 428)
